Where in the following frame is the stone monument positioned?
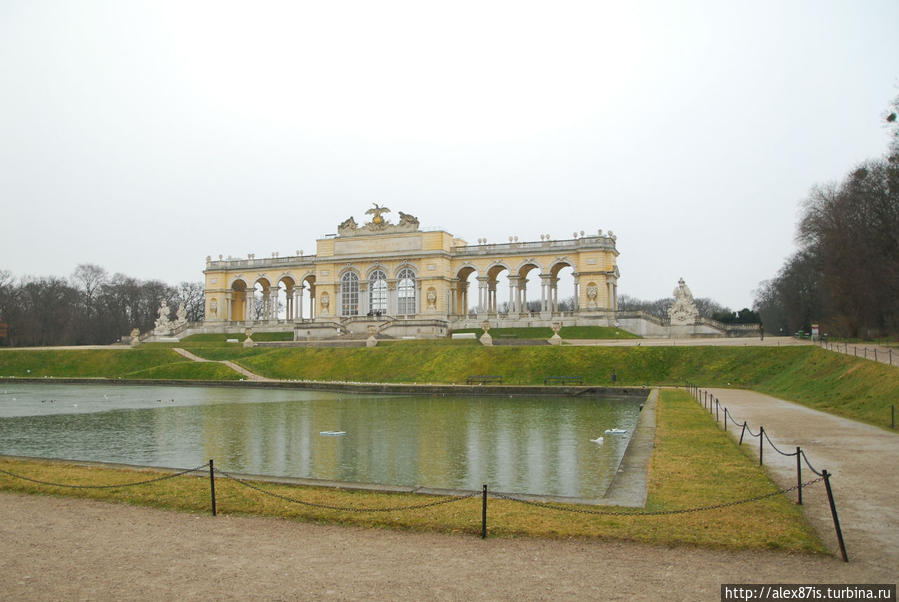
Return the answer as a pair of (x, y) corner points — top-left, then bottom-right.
(243, 327), (255, 348)
(173, 301), (188, 331)
(548, 322), (562, 346)
(366, 324), (378, 347)
(154, 299), (172, 335)
(479, 320), (493, 346)
(668, 278), (699, 325)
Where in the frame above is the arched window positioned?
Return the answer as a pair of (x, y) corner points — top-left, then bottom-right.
(369, 270), (387, 315)
(340, 272), (359, 316)
(397, 268), (416, 315)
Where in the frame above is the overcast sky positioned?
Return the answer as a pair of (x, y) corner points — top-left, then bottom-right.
(2, 1), (897, 310)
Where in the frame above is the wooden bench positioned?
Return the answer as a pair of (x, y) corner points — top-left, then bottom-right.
(543, 375), (584, 385)
(466, 375), (503, 385)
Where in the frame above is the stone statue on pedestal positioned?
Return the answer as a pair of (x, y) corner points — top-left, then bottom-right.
(668, 278), (699, 325)
(154, 299), (172, 335)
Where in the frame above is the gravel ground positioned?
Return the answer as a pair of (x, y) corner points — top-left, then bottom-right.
(0, 492), (891, 602)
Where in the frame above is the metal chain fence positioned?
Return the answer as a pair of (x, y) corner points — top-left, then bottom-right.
(214, 467), (479, 513)
(0, 464), (207, 489)
(496, 478), (823, 516)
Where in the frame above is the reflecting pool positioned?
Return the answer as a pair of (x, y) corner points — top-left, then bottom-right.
(0, 383), (643, 497)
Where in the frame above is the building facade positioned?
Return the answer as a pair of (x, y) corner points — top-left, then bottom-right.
(201, 207), (620, 338)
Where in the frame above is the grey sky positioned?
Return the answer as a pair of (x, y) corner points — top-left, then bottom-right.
(1, 1), (897, 311)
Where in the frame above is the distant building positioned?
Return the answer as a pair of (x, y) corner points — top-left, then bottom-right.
(200, 206), (620, 338)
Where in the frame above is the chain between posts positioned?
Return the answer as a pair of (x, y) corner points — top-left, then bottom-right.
(214, 467), (479, 512)
(494, 478), (823, 516)
(0, 464), (207, 489)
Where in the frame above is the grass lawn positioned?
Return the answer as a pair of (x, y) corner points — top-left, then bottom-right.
(0, 389), (825, 553)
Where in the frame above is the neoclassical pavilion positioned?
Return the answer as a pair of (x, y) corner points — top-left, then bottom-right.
(202, 207), (620, 338)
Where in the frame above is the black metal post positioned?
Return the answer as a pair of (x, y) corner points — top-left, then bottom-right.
(822, 470), (848, 562)
(739, 422), (746, 445)
(209, 459), (216, 517)
(796, 447), (802, 505)
(481, 484), (487, 539)
(874, 349), (878, 362)
(724, 408), (728, 433)
(715, 399), (719, 423)
(759, 426), (764, 466)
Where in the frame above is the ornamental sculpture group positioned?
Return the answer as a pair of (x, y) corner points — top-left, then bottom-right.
(153, 299), (189, 336)
(668, 277), (699, 325)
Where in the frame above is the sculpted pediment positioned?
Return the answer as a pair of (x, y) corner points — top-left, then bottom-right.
(338, 204), (420, 236)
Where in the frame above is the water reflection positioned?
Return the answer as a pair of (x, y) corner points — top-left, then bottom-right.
(0, 384), (642, 497)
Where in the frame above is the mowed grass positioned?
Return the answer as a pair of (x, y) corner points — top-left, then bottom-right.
(0, 348), (192, 379)
(0, 348), (243, 381)
(0, 389), (825, 553)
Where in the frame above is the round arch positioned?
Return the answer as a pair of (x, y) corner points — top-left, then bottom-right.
(453, 264), (479, 317)
(276, 275), (296, 320)
(229, 278), (248, 322)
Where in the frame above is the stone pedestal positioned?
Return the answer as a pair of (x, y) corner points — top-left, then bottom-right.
(366, 325), (378, 347)
(243, 327), (256, 348)
(548, 322), (562, 346)
(479, 320), (493, 346)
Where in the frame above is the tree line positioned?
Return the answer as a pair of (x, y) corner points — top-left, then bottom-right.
(0, 264), (204, 347)
(754, 99), (899, 338)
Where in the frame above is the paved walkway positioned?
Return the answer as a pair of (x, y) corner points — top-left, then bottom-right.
(705, 388), (898, 577)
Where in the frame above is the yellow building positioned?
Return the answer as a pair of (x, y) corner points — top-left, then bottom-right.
(202, 207), (620, 338)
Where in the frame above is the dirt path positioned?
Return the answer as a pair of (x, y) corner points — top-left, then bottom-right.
(706, 388), (899, 578)
(1, 492), (892, 602)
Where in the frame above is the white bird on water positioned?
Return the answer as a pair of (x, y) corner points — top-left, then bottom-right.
(590, 437), (604, 444)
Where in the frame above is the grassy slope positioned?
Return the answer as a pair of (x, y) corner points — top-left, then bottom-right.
(0, 348), (241, 380)
(0, 389), (824, 552)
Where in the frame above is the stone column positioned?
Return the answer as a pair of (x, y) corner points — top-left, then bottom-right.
(388, 280), (397, 316)
(462, 282), (469, 317)
(225, 292), (233, 322)
(540, 274), (551, 313)
(269, 288), (278, 321)
(477, 277), (488, 315)
(309, 285), (315, 320)
(608, 282), (614, 310)
(508, 278), (517, 314)
(572, 275), (580, 312)
(521, 278), (528, 314)
(245, 290), (253, 322)
(296, 286), (304, 320)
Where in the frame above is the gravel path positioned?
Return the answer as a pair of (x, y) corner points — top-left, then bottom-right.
(0, 492), (891, 601)
(706, 388), (899, 578)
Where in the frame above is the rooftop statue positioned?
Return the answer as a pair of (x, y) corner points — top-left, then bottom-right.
(337, 205), (420, 236)
(365, 203), (391, 226)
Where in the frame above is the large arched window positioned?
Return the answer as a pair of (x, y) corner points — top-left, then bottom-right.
(340, 272), (359, 316)
(397, 268), (416, 315)
(369, 270), (387, 315)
